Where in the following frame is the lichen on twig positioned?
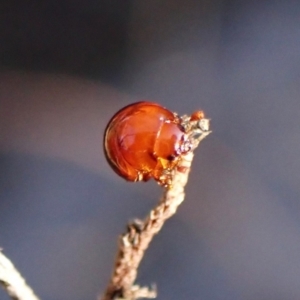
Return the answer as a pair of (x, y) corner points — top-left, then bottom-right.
(101, 114), (211, 300)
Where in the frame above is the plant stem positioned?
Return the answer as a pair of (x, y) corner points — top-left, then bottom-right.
(0, 251), (40, 300)
(101, 116), (211, 300)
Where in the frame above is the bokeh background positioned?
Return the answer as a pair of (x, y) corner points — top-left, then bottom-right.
(1, 1), (300, 299)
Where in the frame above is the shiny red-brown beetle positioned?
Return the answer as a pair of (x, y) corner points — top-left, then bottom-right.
(104, 101), (204, 185)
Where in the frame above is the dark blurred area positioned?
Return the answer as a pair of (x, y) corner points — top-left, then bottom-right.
(0, 0), (130, 82)
(1, 1), (300, 299)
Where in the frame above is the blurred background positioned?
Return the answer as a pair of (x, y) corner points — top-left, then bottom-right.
(1, 0), (300, 299)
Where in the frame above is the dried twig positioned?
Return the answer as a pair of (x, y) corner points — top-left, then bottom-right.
(101, 114), (211, 300)
(0, 250), (40, 300)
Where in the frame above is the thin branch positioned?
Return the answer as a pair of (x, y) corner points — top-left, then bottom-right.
(0, 250), (40, 300)
(101, 114), (211, 300)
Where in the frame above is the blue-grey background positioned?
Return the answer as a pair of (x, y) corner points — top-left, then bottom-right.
(1, 1), (300, 299)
